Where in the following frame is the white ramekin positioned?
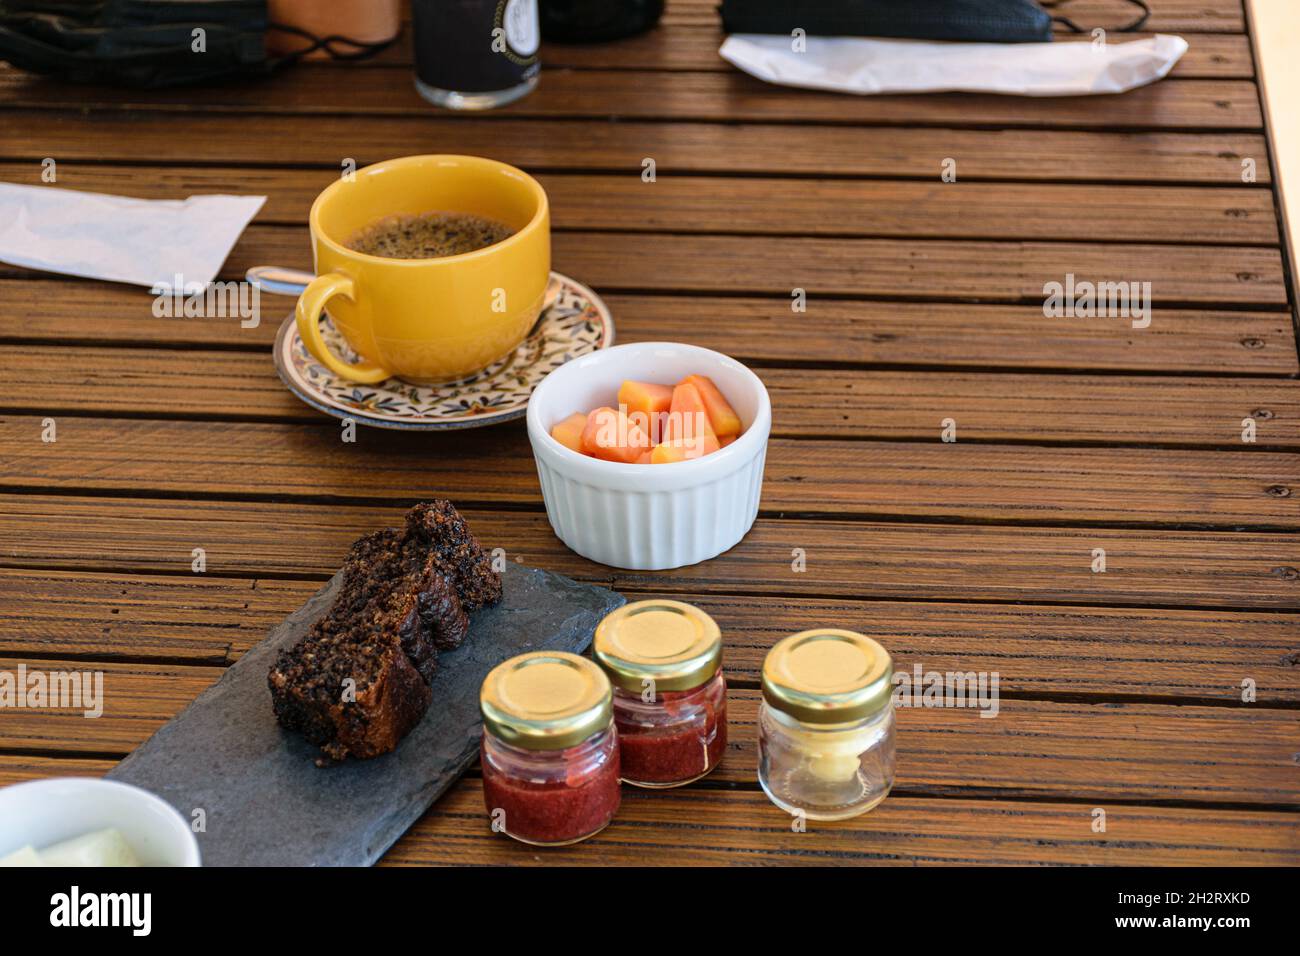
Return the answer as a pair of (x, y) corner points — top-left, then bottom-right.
(526, 342), (771, 570)
(0, 778), (201, 866)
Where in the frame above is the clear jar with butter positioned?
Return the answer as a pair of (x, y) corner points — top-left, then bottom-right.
(480, 651), (620, 846)
(759, 629), (894, 820)
(594, 600), (727, 788)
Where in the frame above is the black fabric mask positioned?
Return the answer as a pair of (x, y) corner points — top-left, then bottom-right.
(719, 0), (1151, 44)
(0, 0), (395, 87)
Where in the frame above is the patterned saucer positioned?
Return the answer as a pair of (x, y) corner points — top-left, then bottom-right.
(273, 272), (613, 430)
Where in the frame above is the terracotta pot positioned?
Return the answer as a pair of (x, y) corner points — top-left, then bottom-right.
(267, 0), (402, 60)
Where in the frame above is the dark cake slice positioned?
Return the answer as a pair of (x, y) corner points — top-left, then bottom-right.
(406, 500), (503, 611)
(268, 501), (501, 764)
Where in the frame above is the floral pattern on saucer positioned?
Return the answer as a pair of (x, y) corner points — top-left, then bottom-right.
(274, 272), (613, 430)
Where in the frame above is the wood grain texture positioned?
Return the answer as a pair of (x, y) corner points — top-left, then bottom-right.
(6, 359), (1300, 448)
(2, 415), (1298, 528)
(0, 66), (1263, 129)
(6, 243), (1287, 312)
(3, 282), (1293, 376)
(1, 755), (1291, 866)
(19, 226), (1276, 306)
(0, 164), (1280, 244)
(2, 113), (1268, 183)
(4, 570), (1297, 703)
(384, 785), (1300, 866)
(1, 496), (1297, 610)
(2, 660), (1293, 807)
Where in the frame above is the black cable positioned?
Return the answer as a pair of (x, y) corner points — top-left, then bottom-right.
(267, 21), (398, 63)
(1040, 0), (1151, 33)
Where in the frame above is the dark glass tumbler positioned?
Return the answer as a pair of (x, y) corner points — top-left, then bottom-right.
(412, 0), (541, 110)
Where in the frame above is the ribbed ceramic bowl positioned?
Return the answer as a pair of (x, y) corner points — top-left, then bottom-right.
(526, 342), (771, 570)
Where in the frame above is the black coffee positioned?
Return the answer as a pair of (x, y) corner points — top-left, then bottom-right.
(345, 212), (515, 259)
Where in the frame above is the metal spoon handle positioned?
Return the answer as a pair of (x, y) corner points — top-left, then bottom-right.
(246, 265), (313, 296)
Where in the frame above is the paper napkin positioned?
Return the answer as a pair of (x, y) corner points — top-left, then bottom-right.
(719, 33), (1188, 97)
(0, 182), (265, 288)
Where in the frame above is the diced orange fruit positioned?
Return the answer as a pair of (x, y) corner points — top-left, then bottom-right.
(635, 450), (654, 464)
(650, 441), (689, 464)
(719, 434), (737, 448)
(618, 380), (673, 443)
(680, 374), (742, 437)
(650, 442), (685, 464)
(651, 436), (717, 464)
(663, 382), (720, 455)
(550, 412), (588, 453)
(580, 406), (651, 464)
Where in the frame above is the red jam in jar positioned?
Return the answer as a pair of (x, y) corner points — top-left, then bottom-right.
(594, 600), (727, 788)
(480, 651), (620, 846)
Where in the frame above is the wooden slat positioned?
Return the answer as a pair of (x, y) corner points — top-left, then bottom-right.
(5, 569), (1297, 702)
(2, 415), (1299, 528)
(3, 282), (1292, 376)
(0, 164), (1278, 244)
(25, 243), (1300, 311)
(2, 660), (1293, 806)
(0, 756), (1290, 866)
(21, 226), (1275, 307)
(6, 354), (1299, 448)
(1, 495), (1296, 610)
(0, 68), (1263, 129)
(1, 113), (1268, 184)
(601, 295), (1298, 374)
(542, 233), (1288, 305)
(386, 785), (1300, 866)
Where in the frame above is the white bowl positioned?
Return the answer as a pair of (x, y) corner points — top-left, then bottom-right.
(526, 342), (771, 570)
(0, 778), (200, 866)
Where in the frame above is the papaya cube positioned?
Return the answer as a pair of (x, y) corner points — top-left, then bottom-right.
(650, 441), (688, 464)
(662, 383), (720, 458)
(618, 380), (674, 443)
(550, 412), (588, 453)
(680, 374), (742, 437)
(581, 406), (651, 463)
(651, 436), (717, 463)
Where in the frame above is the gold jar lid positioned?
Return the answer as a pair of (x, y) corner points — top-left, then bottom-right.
(762, 629), (893, 724)
(593, 599), (722, 693)
(480, 651), (612, 751)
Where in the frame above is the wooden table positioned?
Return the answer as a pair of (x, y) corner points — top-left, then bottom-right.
(1, 0), (1297, 865)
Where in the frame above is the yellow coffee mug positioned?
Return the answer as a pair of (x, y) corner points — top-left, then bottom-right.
(296, 155), (550, 384)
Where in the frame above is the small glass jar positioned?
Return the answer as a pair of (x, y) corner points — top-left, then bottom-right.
(480, 651), (620, 846)
(594, 600), (727, 788)
(758, 629), (895, 821)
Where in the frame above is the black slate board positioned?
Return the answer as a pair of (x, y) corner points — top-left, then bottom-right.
(108, 563), (625, 867)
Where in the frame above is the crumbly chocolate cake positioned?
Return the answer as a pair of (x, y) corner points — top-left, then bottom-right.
(268, 501), (501, 764)
(407, 500), (503, 611)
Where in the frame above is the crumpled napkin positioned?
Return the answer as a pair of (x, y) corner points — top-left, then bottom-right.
(0, 182), (265, 288)
(720, 33), (1188, 96)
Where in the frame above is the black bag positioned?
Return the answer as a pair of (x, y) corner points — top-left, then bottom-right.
(719, 0), (1151, 43)
(0, 0), (395, 88)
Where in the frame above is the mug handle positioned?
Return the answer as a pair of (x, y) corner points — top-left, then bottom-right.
(295, 272), (392, 384)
